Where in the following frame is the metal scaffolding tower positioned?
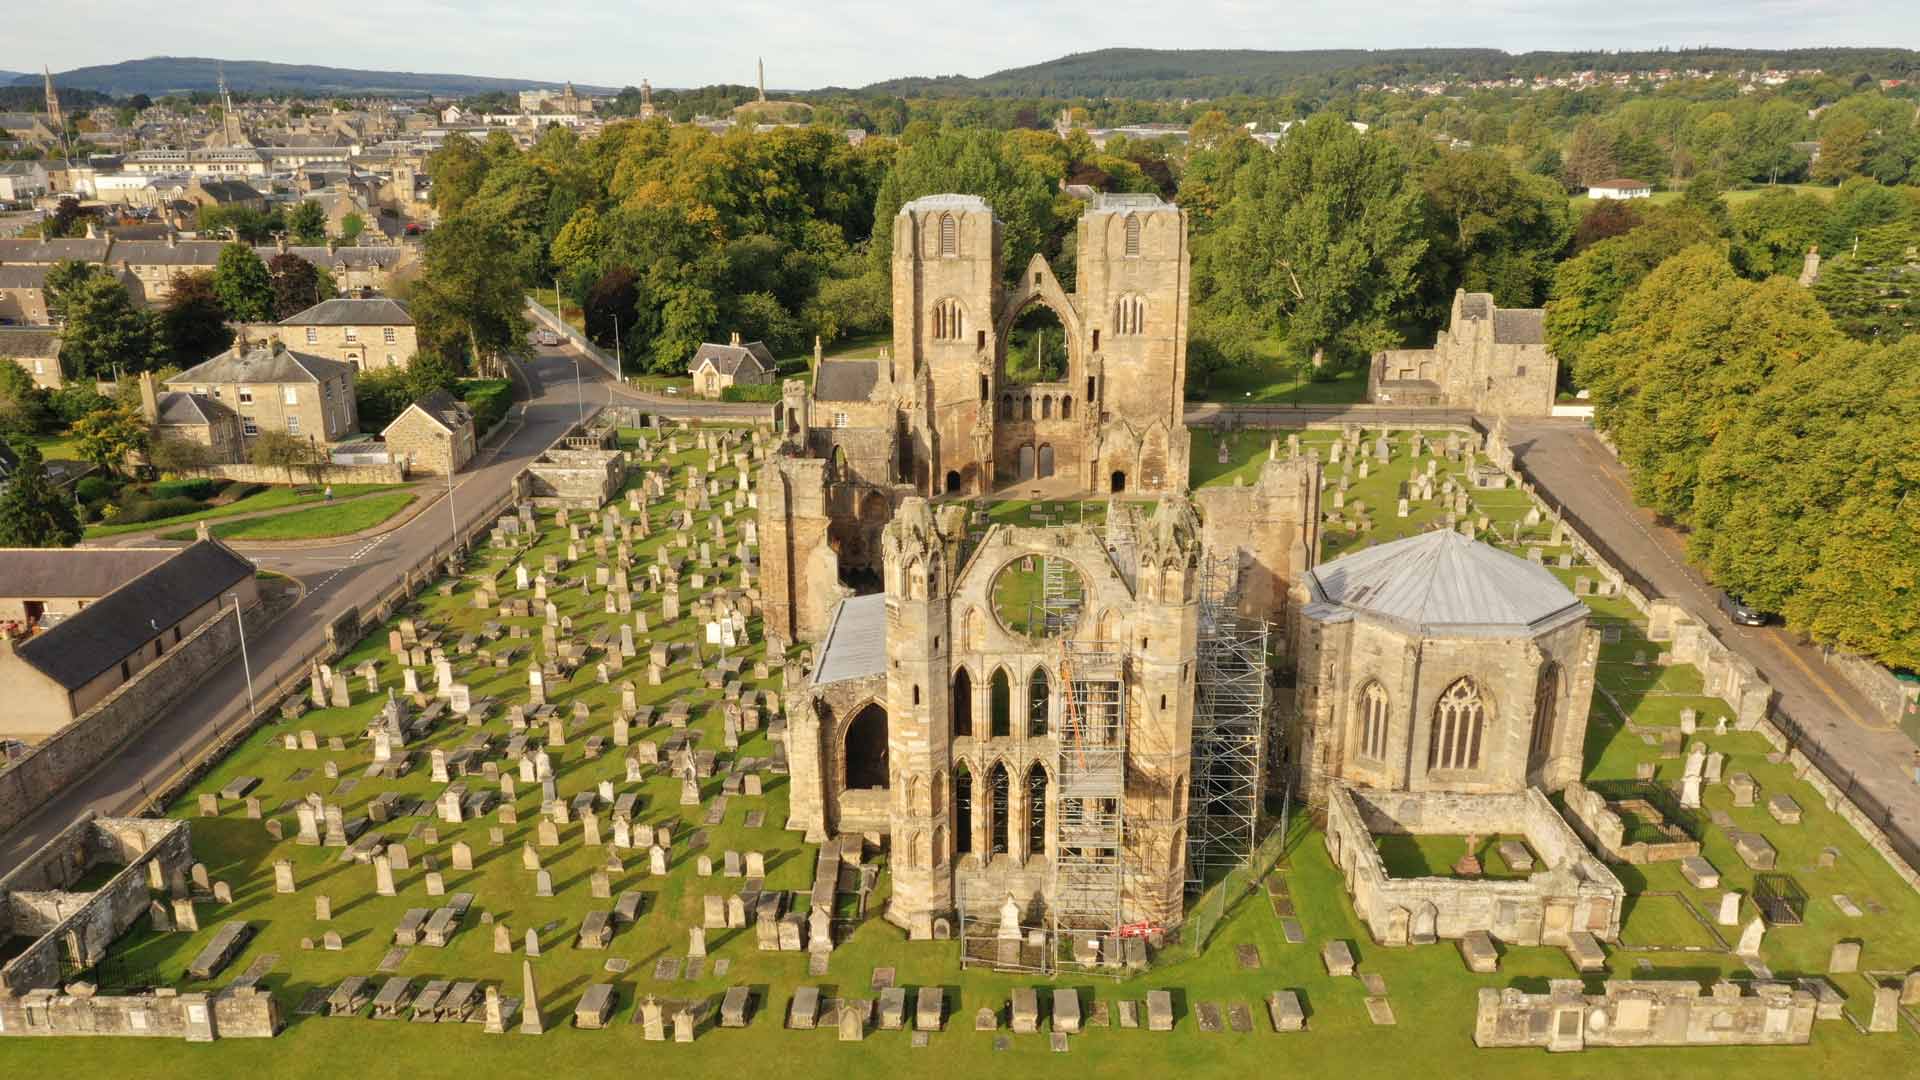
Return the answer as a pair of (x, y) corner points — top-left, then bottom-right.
(1050, 637), (1128, 959)
(1039, 554), (1084, 638)
(1186, 551), (1270, 890)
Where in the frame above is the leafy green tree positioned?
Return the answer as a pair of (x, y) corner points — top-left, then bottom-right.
(1813, 223), (1920, 342)
(412, 214), (531, 375)
(286, 200), (327, 245)
(156, 270), (235, 366)
(1812, 113), (1871, 184)
(1728, 188), (1832, 278)
(1419, 150), (1571, 313)
(69, 404), (150, 478)
(0, 361), (53, 437)
(1561, 121), (1618, 189)
(268, 253), (335, 319)
(426, 133), (492, 217)
(41, 196), (88, 239)
(0, 440), (80, 547)
(1571, 199), (1643, 254)
(1734, 99), (1809, 184)
(340, 212), (365, 243)
(1822, 177), (1914, 253)
(42, 259), (100, 321)
(58, 274), (158, 379)
(212, 243), (273, 322)
(48, 383), (111, 426)
(869, 126), (1056, 278)
(1194, 114), (1427, 366)
(148, 436), (211, 473)
(1545, 206), (1721, 386)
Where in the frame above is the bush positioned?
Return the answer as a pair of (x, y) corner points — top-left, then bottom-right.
(719, 382), (783, 403)
(49, 383), (112, 425)
(74, 475), (115, 503)
(105, 496), (205, 525)
(223, 482), (268, 503)
(457, 379), (513, 434)
(152, 477), (215, 501)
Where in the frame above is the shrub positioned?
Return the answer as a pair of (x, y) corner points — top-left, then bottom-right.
(74, 475), (114, 503)
(105, 496), (205, 525)
(457, 379), (513, 434)
(152, 477), (215, 501)
(223, 482), (267, 503)
(719, 382), (783, 403)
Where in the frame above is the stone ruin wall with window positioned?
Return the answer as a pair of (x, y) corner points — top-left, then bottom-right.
(784, 497), (1203, 937)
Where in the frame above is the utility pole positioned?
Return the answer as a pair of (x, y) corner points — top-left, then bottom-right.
(229, 593), (255, 718)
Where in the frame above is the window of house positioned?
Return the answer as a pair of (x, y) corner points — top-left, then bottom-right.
(305, 327), (317, 344)
(832, 412), (849, 429)
(283, 386), (298, 405)
(286, 414), (300, 435)
(344, 327), (358, 343)
(385, 353), (395, 365)
(383, 327), (396, 344)
(241, 416), (258, 436)
(237, 388), (253, 404)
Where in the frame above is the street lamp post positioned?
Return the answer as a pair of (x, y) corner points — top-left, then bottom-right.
(228, 592), (255, 718)
(440, 431), (460, 556)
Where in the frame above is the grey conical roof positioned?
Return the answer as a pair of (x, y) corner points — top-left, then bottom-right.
(1308, 529), (1584, 636)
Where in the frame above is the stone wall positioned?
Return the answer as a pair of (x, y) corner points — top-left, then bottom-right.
(1324, 785), (1625, 947)
(0, 985), (278, 1040)
(1822, 648), (1918, 727)
(0, 607), (246, 837)
(1561, 782), (1701, 865)
(1474, 979), (1815, 1051)
(1646, 600), (1772, 728)
(1, 816), (192, 997)
(179, 460), (410, 485)
(523, 448), (625, 509)
(1194, 451), (1320, 626)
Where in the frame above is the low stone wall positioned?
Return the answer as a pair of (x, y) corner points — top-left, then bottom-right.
(1, 816), (192, 997)
(524, 448), (625, 509)
(1647, 600), (1772, 728)
(180, 460), (409, 485)
(1325, 785), (1625, 947)
(0, 606), (247, 838)
(0, 985), (278, 1040)
(1562, 782), (1701, 865)
(1823, 648), (1919, 726)
(1474, 979), (1815, 1051)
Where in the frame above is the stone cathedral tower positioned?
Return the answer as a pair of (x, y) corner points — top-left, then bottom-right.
(892, 195), (1003, 496)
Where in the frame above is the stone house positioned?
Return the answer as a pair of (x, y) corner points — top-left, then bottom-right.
(0, 328), (62, 390)
(0, 540), (257, 738)
(381, 388), (475, 475)
(138, 372), (245, 465)
(183, 177), (266, 212)
(0, 235), (415, 305)
(274, 297), (416, 372)
(0, 266), (53, 327)
(250, 240), (417, 296)
(165, 340), (358, 448)
(688, 333), (777, 397)
(1367, 290), (1559, 417)
(108, 235), (227, 305)
(0, 161), (49, 201)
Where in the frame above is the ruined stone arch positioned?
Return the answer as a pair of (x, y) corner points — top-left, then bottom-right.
(842, 700), (890, 790)
(1095, 608), (1120, 643)
(1028, 665), (1052, 736)
(989, 667), (1013, 737)
(993, 256), (1083, 382)
(952, 666), (975, 737)
(902, 829), (923, 869)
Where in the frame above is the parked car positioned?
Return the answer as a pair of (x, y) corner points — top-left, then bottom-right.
(1720, 592), (1770, 626)
(535, 329), (560, 347)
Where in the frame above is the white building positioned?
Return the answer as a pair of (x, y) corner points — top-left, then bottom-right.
(1587, 179), (1653, 200)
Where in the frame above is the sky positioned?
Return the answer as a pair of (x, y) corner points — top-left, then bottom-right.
(13, 0), (1920, 89)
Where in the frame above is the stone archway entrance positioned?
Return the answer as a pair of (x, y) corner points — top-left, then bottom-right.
(1110, 470), (1127, 493)
(1037, 444), (1055, 478)
(946, 470), (962, 494)
(844, 703), (889, 790)
(1017, 444), (1036, 481)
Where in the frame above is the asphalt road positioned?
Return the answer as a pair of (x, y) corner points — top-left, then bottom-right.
(1505, 418), (1920, 840)
(0, 345), (613, 869)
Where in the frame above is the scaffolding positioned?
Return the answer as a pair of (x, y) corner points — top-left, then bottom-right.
(1049, 636), (1128, 967)
(1186, 550), (1270, 890)
(1039, 554), (1084, 637)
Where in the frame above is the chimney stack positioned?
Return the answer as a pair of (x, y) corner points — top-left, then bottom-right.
(729, 330), (741, 348)
(138, 370), (160, 424)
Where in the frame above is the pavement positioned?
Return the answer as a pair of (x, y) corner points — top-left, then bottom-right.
(0, 343), (611, 870)
(1503, 417), (1920, 842)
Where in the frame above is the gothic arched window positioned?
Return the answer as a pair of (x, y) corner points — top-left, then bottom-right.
(939, 213), (957, 256)
(1358, 681), (1390, 761)
(1428, 677), (1489, 772)
(1123, 213), (1141, 257)
(1529, 662), (1560, 769)
(1113, 294), (1147, 336)
(933, 298), (965, 341)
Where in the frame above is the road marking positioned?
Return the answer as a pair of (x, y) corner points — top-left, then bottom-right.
(308, 532), (396, 594)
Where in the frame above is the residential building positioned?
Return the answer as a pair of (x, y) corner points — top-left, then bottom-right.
(0, 161), (50, 202)
(139, 371), (244, 464)
(381, 388), (476, 475)
(272, 297), (417, 371)
(165, 340), (359, 447)
(0, 268), (53, 328)
(0, 540), (257, 739)
(0, 328), (63, 389)
(688, 332), (778, 397)
(1587, 178), (1653, 200)
(183, 176), (267, 212)
(0, 234), (416, 305)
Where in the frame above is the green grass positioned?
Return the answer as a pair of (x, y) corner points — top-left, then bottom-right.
(86, 484), (404, 538)
(1193, 350), (1370, 406)
(30, 431), (84, 460)
(1373, 834), (1533, 881)
(161, 491), (416, 541)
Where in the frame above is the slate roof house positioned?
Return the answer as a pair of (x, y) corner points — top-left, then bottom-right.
(166, 340), (359, 446)
(381, 387), (476, 476)
(688, 332), (777, 398)
(0, 540), (258, 738)
(274, 297), (417, 372)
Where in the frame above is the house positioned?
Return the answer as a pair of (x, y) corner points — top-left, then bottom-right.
(1587, 178), (1653, 200)
(0, 237), (112, 266)
(0, 540), (257, 739)
(0, 327), (63, 390)
(274, 296), (416, 372)
(0, 235), (416, 306)
(138, 371), (245, 464)
(0, 268), (53, 328)
(250, 240), (417, 295)
(109, 235), (228, 304)
(164, 340), (359, 447)
(688, 332), (778, 398)
(184, 176), (267, 213)
(381, 388), (476, 475)
(0, 161), (50, 202)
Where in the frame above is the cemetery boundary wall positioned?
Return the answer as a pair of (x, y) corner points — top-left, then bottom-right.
(176, 461), (410, 486)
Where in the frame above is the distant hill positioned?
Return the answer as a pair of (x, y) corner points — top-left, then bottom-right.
(6, 57), (617, 98)
(856, 46), (1920, 99)
(0, 71), (28, 86)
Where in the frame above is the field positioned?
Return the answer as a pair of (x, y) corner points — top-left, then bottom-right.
(9, 420), (1919, 1077)
(160, 491), (417, 542)
(87, 484), (405, 539)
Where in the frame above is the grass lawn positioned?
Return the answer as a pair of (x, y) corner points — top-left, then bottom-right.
(1374, 833), (1533, 881)
(18, 421), (1920, 1078)
(161, 491), (416, 542)
(30, 431), (83, 460)
(87, 484), (404, 539)
(1194, 357), (1369, 406)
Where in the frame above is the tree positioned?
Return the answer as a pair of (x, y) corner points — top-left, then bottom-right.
(1544, 206), (1721, 386)
(286, 200), (327, 245)
(1419, 150), (1572, 314)
(58, 274), (157, 380)
(248, 430), (322, 482)
(1728, 188), (1832, 279)
(1571, 199), (1643, 254)
(868, 126), (1057, 278)
(69, 404), (150, 478)
(1193, 114), (1427, 366)
(41, 196), (88, 239)
(1812, 113), (1871, 184)
(212, 243), (274, 322)
(412, 213), (531, 375)
(148, 436), (212, 473)
(42, 259), (100, 321)
(340, 212), (365, 243)
(0, 361), (53, 437)
(0, 440), (81, 548)
(156, 270), (235, 366)
(268, 253), (335, 319)
(1561, 121), (1618, 189)
(583, 265), (641, 357)
(426, 133), (492, 216)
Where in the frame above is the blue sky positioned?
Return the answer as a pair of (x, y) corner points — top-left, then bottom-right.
(16, 1), (1919, 89)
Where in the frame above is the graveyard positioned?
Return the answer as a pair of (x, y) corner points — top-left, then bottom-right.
(2, 418), (1917, 1077)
